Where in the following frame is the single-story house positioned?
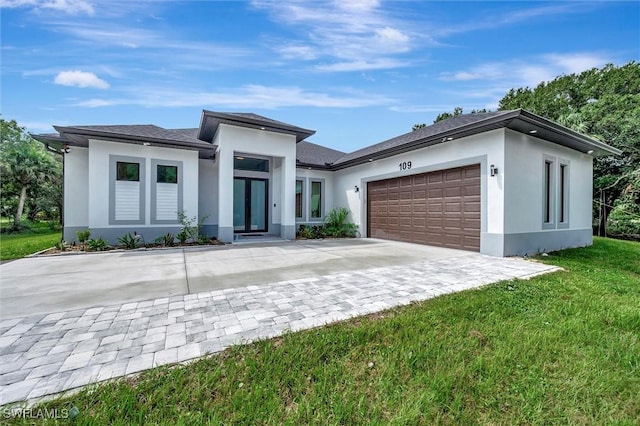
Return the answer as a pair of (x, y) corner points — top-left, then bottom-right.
(33, 109), (620, 256)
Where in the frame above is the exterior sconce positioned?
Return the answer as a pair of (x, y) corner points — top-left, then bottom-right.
(490, 164), (498, 176)
(63, 144), (70, 154)
(354, 185), (360, 193)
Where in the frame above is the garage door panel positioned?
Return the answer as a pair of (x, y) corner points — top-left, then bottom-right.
(368, 164), (480, 252)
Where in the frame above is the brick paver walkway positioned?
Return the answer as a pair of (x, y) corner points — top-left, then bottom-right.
(0, 254), (558, 406)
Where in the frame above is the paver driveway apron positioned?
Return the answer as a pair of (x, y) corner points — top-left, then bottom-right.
(0, 239), (560, 406)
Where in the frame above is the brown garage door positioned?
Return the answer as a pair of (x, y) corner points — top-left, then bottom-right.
(367, 164), (481, 251)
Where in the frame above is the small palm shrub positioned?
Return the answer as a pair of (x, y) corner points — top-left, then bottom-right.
(87, 237), (108, 251)
(118, 232), (141, 249)
(155, 232), (175, 247)
(75, 229), (91, 243)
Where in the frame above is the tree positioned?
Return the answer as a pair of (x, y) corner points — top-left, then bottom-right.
(433, 107), (489, 123)
(412, 123), (426, 131)
(0, 118), (62, 229)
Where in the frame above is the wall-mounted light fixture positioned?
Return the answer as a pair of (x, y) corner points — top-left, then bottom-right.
(490, 164), (498, 177)
(354, 185), (360, 193)
(63, 144), (70, 154)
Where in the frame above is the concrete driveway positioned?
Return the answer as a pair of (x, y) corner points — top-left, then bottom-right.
(1, 239), (467, 319)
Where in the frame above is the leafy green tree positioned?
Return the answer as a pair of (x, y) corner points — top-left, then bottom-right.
(433, 107), (489, 124)
(0, 118), (62, 229)
(412, 123), (426, 131)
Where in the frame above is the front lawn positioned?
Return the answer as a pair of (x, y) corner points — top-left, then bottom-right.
(0, 221), (61, 261)
(4, 238), (639, 424)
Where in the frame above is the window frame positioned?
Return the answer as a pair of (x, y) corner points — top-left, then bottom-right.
(157, 164), (178, 184)
(295, 179), (304, 220)
(109, 155), (146, 225)
(150, 159), (183, 225)
(557, 159), (570, 228)
(116, 161), (140, 182)
(542, 155), (555, 229)
(309, 178), (325, 221)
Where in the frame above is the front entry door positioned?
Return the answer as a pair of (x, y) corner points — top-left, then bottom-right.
(233, 178), (268, 233)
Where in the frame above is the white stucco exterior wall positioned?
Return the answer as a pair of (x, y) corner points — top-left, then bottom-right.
(63, 147), (89, 229)
(79, 139), (199, 243)
(332, 129), (506, 253)
(214, 124), (297, 241)
(198, 158), (219, 235)
(503, 129), (593, 255)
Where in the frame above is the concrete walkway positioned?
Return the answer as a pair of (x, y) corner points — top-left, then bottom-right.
(0, 246), (559, 407)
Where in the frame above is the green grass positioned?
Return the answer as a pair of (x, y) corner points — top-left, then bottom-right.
(0, 221), (61, 261)
(4, 238), (640, 424)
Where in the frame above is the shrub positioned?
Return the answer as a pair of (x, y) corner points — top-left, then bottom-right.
(324, 207), (359, 238)
(297, 224), (316, 239)
(86, 237), (108, 251)
(75, 229), (91, 243)
(155, 232), (175, 247)
(177, 211), (210, 244)
(118, 232), (141, 249)
(607, 196), (640, 240)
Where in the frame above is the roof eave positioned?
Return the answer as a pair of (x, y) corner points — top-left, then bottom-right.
(199, 110), (316, 143)
(51, 126), (217, 159)
(512, 110), (622, 156)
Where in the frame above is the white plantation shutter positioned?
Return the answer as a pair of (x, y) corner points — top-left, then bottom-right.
(156, 182), (178, 221)
(115, 181), (140, 220)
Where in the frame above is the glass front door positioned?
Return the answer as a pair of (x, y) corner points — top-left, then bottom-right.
(233, 178), (268, 232)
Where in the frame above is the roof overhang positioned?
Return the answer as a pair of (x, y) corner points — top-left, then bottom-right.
(506, 110), (622, 157)
(33, 127), (217, 159)
(331, 109), (621, 170)
(198, 110), (316, 143)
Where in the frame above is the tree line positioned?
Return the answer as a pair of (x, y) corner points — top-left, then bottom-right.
(0, 118), (62, 231)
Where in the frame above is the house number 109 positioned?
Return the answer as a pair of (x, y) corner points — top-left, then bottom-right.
(399, 161), (412, 171)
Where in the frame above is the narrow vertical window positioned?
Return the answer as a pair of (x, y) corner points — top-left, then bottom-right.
(559, 163), (568, 224)
(310, 181), (322, 219)
(295, 179), (303, 219)
(544, 160), (552, 223)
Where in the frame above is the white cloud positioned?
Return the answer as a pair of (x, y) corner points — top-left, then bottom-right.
(252, 0), (415, 72)
(72, 84), (393, 109)
(315, 59), (409, 72)
(54, 70), (110, 89)
(0, 0), (94, 15)
(439, 52), (611, 87)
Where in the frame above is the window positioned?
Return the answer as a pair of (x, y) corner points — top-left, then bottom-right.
(157, 165), (178, 184)
(295, 179), (303, 219)
(310, 180), (322, 219)
(234, 156), (269, 172)
(151, 160), (182, 224)
(558, 162), (569, 226)
(543, 160), (553, 224)
(110, 155), (145, 225)
(117, 162), (140, 181)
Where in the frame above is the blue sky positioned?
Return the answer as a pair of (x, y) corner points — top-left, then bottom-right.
(1, 0), (638, 152)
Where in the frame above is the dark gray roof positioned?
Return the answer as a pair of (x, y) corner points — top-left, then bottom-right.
(198, 110), (315, 143)
(328, 109), (620, 169)
(33, 124), (216, 159)
(56, 124), (205, 145)
(296, 141), (346, 167)
(170, 128), (200, 139)
(333, 111), (514, 166)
